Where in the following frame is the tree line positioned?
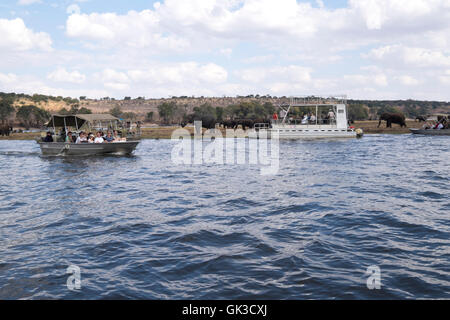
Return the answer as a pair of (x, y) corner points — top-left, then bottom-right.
(155, 101), (434, 124)
(0, 97), (96, 129)
(0, 97), (51, 128)
(156, 101), (277, 125)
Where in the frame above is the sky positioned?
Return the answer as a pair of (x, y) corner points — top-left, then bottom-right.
(0, 0), (450, 100)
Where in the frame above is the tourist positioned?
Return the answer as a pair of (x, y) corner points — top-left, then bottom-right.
(65, 132), (73, 143)
(43, 132), (53, 142)
(76, 132), (87, 143)
(436, 122), (444, 130)
(88, 134), (95, 143)
(104, 131), (115, 143)
(310, 113), (317, 123)
(301, 114), (308, 124)
(328, 109), (336, 120)
(94, 132), (104, 143)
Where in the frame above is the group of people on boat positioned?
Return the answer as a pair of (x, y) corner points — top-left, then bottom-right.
(273, 109), (336, 125)
(421, 119), (448, 130)
(43, 130), (126, 143)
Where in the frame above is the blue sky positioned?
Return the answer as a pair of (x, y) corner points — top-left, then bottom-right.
(0, 0), (450, 100)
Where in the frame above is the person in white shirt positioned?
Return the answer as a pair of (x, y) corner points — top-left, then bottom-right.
(75, 132), (87, 143)
(310, 114), (316, 123)
(437, 123), (444, 130)
(301, 115), (308, 124)
(94, 132), (104, 143)
(328, 110), (335, 120)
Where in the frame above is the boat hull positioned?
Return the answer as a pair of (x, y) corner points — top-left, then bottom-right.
(38, 141), (139, 156)
(410, 129), (450, 136)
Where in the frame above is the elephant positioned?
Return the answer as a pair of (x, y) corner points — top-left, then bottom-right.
(233, 119), (255, 130)
(182, 114), (217, 130)
(0, 124), (12, 136)
(415, 116), (427, 122)
(220, 119), (238, 129)
(378, 113), (407, 128)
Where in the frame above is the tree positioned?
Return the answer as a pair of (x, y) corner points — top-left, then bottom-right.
(189, 103), (217, 128)
(109, 106), (123, 118)
(69, 104), (80, 114)
(146, 111), (154, 122)
(16, 105), (50, 129)
(348, 104), (369, 120)
(377, 105), (400, 116)
(77, 107), (93, 114)
(124, 97), (131, 101)
(158, 102), (179, 124)
(122, 112), (137, 120)
(0, 98), (15, 124)
(58, 107), (70, 115)
(215, 107), (224, 122)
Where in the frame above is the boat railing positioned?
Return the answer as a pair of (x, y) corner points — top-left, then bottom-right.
(290, 95), (347, 106)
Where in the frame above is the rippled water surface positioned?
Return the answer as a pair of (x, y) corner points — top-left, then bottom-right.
(0, 135), (449, 299)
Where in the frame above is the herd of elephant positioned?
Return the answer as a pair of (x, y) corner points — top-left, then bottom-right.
(181, 113), (409, 130)
(181, 116), (271, 130)
(0, 125), (13, 136)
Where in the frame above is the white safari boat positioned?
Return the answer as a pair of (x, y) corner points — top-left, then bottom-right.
(38, 114), (140, 156)
(251, 96), (363, 139)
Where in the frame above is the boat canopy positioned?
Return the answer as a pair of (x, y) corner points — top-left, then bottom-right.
(46, 114), (119, 128)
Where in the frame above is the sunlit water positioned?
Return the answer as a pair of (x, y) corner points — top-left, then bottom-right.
(0, 135), (449, 299)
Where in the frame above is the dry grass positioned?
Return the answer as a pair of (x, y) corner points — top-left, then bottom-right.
(354, 120), (422, 134)
(0, 132), (41, 140)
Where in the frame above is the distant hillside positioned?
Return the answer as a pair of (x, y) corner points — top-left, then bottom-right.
(1, 92), (449, 124)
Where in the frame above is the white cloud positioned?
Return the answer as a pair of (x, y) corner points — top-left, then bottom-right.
(47, 68), (86, 84)
(242, 55), (275, 64)
(397, 75), (421, 86)
(18, 0), (42, 5)
(97, 68), (129, 83)
(219, 48), (232, 58)
(66, 11), (189, 52)
(94, 68), (129, 91)
(0, 73), (19, 84)
(368, 45), (450, 68)
(4, 1), (450, 100)
(66, 4), (81, 15)
(239, 65), (311, 84)
(0, 18), (52, 51)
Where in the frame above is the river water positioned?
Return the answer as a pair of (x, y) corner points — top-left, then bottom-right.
(0, 135), (449, 299)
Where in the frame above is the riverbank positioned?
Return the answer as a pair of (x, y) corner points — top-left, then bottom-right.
(0, 120), (424, 140)
(355, 120), (422, 134)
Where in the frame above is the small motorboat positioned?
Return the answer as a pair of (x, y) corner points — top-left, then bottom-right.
(410, 128), (450, 136)
(411, 114), (450, 135)
(38, 114), (140, 156)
